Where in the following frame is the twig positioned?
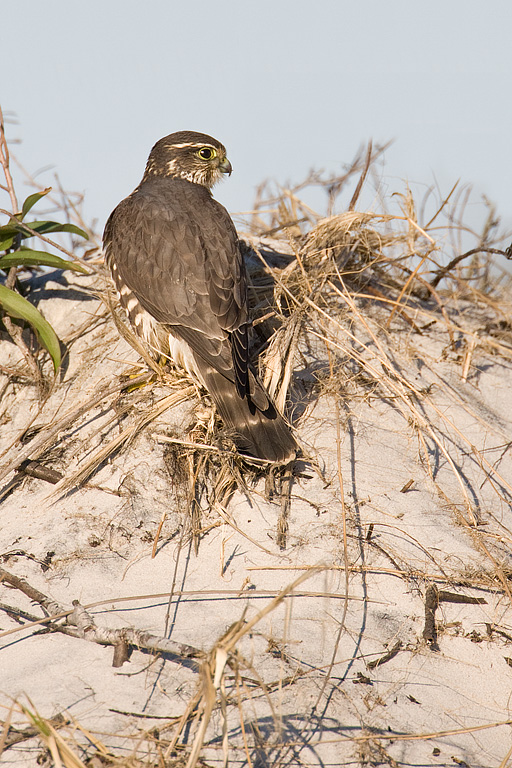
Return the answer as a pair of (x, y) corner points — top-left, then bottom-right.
(366, 640), (403, 669)
(0, 566), (204, 666)
(422, 585), (487, 648)
(348, 140), (373, 211)
(17, 459), (63, 484)
(65, 601), (203, 666)
(0, 713), (68, 752)
(0, 104), (19, 212)
(0, 566), (64, 617)
(437, 590), (486, 605)
(430, 246), (510, 289)
(422, 584), (439, 646)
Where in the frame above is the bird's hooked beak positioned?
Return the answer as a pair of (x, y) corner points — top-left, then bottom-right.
(219, 156), (233, 176)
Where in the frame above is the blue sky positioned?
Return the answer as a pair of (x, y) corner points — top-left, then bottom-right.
(2, 0), (511, 241)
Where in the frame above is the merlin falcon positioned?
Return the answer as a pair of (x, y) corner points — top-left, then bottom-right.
(103, 131), (296, 463)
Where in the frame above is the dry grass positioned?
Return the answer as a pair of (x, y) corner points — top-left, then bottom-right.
(1, 139), (512, 766)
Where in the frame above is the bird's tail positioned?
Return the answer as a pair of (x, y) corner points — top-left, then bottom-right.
(196, 362), (297, 463)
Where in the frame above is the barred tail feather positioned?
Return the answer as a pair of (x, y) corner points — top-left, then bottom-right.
(197, 362), (297, 463)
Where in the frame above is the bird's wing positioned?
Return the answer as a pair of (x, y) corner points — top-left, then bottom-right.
(103, 178), (249, 389)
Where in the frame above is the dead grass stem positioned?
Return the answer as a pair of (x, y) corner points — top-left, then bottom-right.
(2, 141), (512, 766)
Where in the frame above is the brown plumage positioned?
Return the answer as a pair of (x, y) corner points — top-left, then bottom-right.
(103, 131), (296, 463)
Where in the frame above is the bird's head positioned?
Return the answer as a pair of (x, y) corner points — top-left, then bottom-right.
(142, 130), (232, 188)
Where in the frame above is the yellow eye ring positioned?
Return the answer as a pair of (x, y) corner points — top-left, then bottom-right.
(198, 147), (216, 160)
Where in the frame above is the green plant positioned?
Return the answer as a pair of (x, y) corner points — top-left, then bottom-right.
(0, 107), (88, 375)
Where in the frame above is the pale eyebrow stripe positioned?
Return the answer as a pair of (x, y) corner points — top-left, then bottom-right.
(168, 142), (217, 149)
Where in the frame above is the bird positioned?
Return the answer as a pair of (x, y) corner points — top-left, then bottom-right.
(103, 130), (296, 463)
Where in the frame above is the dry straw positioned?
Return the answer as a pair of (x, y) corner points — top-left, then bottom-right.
(1, 134), (512, 765)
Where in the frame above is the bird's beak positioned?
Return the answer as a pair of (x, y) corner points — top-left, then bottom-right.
(219, 157), (233, 176)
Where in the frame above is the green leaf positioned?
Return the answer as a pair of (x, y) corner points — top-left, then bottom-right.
(0, 222), (23, 250)
(20, 220), (89, 240)
(0, 220), (89, 251)
(0, 233), (16, 251)
(0, 284), (61, 371)
(21, 188), (52, 219)
(0, 249), (88, 273)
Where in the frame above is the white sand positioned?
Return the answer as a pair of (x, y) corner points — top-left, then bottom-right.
(1, 259), (512, 767)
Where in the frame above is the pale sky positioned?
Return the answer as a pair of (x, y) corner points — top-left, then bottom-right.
(2, 0), (512, 242)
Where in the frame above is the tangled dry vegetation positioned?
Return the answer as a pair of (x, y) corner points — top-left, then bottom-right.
(1, 130), (512, 767)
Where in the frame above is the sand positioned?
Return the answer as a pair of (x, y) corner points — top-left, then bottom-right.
(1, 246), (512, 767)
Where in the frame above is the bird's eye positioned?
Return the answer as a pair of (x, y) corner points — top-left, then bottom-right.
(198, 147), (216, 160)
